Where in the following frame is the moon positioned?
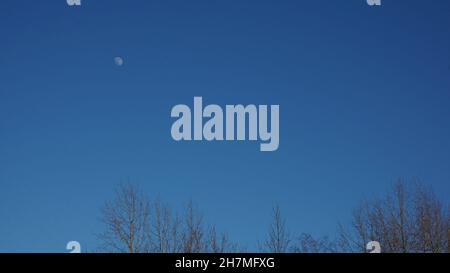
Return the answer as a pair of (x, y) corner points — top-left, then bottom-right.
(114, 57), (124, 66)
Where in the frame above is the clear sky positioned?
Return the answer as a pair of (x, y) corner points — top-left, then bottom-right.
(1, 0), (450, 252)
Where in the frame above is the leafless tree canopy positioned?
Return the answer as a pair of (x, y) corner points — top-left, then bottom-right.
(291, 233), (337, 253)
(337, 180), (449, 253)
(276, 179), (449, 253)
(263, 205), (291, 253)
(98, 183), (151, 253)
(98, 179), (449, 253)
(98, 184), (234, 253)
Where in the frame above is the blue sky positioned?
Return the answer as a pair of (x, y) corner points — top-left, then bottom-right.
(1, 0), (450, 252)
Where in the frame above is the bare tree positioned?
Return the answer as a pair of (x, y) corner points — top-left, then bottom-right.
(264, 205), (291, 253)
(412, 185), (449, 252)
(98, 180), (447, 253)
(291, 233), (337, 253)
(98, 183), (151, 253)
(98, 187), (236, 253)
(180, 201), (206, 253)
(207, 226), (235, 253)
(177, 201), (236, 253)
(338, 179), (449, 253)
(149, 198), (181, 253)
